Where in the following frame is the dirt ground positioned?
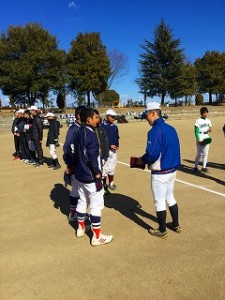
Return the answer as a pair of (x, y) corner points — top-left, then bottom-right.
(0, 116), (225, 300)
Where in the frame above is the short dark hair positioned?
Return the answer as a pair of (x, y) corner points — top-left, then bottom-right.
(75, 105), (86, 118)
(200, 107), (208, 115)
(153, 109), (162, 117)
(93, 109), (99, 115)
(80, 108), (98, 123)
(24, 110), (30, 115)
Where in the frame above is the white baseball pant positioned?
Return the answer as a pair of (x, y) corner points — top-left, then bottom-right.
(49, 144), (57, 160)
(151, 172), (177, 212)
(195, 142), (210, 168)
(76, 181), (104, 217)
(102, 150), (117, 176)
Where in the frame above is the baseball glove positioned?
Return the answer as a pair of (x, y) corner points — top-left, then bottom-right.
(130, 157), (145, 170)
(200, 137), (212, 146)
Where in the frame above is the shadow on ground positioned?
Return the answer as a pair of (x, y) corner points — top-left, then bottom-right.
(183, 159), (225, 171)
(105, 193), (158, 231)
(178, 163), (225, 186)
(43, 156), (54, 166)
(49, 184), (158, 233)
(49, 183), (91, 238)
(50, 183), (70, 216)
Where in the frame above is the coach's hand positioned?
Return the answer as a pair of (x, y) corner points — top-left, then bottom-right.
(95, 177), (103, 192)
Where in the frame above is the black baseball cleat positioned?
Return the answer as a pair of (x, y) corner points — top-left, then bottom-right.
(53, 164), (61, 170)
(166, 222), (181, 233)
(149, 228), (168, 239)
(201, 168), (210, 174)
(193, 168), (200, 174)
(35, 163), (44, 167)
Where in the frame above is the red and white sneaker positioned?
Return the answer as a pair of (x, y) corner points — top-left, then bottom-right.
(91, 234), (113, 246)
(76, 224), (91, 238)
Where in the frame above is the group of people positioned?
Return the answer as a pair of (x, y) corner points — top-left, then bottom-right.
(12, 106), (61, 169)
(11, 102), (217, 246)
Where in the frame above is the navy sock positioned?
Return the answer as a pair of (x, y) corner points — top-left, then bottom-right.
(156, 210), (167, 232)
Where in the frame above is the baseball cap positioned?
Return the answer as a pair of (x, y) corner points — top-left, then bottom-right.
(106, 109), (117, 116)
(145, 102), (161, 112)
(17, 109), (25, 113)
(46, 112), (55, 117)
(28, 105), (38, 111)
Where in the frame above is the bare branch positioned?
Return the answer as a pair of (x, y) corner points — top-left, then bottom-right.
(107, 49), (128, 88)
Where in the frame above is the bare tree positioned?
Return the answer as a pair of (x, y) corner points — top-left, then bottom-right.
(107, 49), (128, 88)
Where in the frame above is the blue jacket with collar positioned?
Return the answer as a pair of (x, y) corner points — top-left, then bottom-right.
(142, 118), (181, 172)
(63, 122), (80, 167)
(73, 124), (101, 183)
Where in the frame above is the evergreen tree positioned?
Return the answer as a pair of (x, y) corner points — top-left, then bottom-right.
(0, 23), (66, 106)
(136, 19), (185, 105)
(170, 62), (197, 105)
(67, 32), (110, 106)
(195, 51), (225, 104)
(97, 89), (119, 106)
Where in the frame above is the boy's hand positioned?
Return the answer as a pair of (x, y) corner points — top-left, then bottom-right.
(95, 177), (103, 191)
(111, 145), (119, 151)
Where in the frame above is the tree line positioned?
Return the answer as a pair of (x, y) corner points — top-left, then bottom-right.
(0, 23), (125, 108)
(0, 21), (224, 108)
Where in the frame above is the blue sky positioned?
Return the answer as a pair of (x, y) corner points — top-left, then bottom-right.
(1, 0), (225, 106)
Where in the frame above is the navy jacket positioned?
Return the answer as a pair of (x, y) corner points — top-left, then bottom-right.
(31, 115), (43, 141)
(73, 124), (101, 183)
(95, 126), (109, 161)
(17, 118), (26, 134)
(102, 120), (119, 148)
(46, 119), (60, 146)
(11, 118), (20, 134)
(142, 118), (181, 173)
(63, 122), (81, 167)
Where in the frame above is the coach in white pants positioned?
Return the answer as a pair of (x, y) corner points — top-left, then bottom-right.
(136, 102), (181, 239)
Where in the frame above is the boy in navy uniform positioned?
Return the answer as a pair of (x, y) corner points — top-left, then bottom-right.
(73, 108), (113, 246)
(29, 106), (44, 167)
(46, 112), (61, 170)
(102, 109), (120, 191)
(63, 106), (86, 222)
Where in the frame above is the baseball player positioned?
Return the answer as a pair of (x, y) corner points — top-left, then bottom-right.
(63, 105), (86, 222)
(194, 107), (212, 174)
(46, 112), (61, 170)
(101, 109), (120, 190)
(23, 110), (36, 164)
(95, 116), (110, 197)
(73, 108), (113, 246)
(136, 102), (181, 239)
(29, 106), (44, 167)
(11, 110), (22, 160)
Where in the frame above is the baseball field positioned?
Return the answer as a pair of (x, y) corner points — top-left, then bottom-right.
(1, 115), (225, 300)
